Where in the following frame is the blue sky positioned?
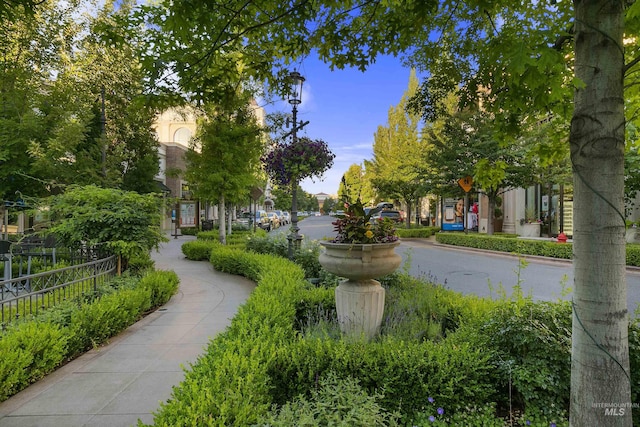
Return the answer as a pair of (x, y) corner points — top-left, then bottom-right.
(264, 54), (416, 197)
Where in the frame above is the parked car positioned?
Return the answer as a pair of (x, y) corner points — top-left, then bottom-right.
(266, 211), (281, 229)
(245, 210), (271, 231)
(280, 211), (291, 224)
(274, 210), (288, 225)
(372, 209), (404, 223)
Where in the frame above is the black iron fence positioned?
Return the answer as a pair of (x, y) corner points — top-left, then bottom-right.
(1, 255), (117, 329)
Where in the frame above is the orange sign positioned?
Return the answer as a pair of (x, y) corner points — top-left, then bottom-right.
(458, 176), (473, 193)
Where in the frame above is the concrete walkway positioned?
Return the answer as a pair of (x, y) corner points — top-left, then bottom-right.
(0, 234), (255, 427)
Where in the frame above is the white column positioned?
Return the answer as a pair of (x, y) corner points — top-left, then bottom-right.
(502, 188), (517, 234)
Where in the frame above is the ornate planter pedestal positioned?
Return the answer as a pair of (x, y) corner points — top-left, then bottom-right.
(319, 241), (401, 340)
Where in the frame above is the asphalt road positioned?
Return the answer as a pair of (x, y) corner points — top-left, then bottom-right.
(274, 215), (640, 315)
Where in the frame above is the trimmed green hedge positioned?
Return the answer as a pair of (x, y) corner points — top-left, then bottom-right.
(181, 239), (221, 260)
(435, 233), (573, 260)
(147, 246), (497, 426)
(396, 226), (439, 238)
(436, 232), (640, 266)
(0, 270), (179, 402)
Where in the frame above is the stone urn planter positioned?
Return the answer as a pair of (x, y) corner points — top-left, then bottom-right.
(319, 241), (402, 339)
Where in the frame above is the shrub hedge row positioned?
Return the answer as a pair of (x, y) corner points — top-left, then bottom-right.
(435, 232), (640, 267)
(396, 226), (439, 238)
(0, 270), (179, 402)
(150, 246), (499, 426)
(435, 233), (574, 259)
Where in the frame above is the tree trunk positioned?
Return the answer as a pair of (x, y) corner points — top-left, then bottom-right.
(227, 205), (233, 235)
(405, 201), (412, 228)
(570, 2), (631, 425)
(218, 195), (226, 244)
(486, 196), (495, 235)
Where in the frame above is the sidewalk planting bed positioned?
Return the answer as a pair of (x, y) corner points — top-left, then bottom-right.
(153, 237), (640, 426)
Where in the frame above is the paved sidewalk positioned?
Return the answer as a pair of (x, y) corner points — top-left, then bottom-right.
(0, 235), (255, 427)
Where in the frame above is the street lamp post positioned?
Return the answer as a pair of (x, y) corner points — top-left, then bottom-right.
(287, 70), (305, 258)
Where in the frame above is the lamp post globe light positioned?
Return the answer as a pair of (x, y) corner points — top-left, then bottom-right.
(287, 70), (305, 258)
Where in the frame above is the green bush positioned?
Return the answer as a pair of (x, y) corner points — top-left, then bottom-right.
(245, 233), (289, 258)
(628, 244), (640, 267)
(267, 336), (495, 421)
(138, 270), (180, 308)
(436, 233), (573, 259)
(436, 232), (640, 267)
(126, 252), (156, 275)
(68, 288), (151, 354)
(196, 230), (219, 240)
(0, 321), (67, 401)
(182, 239), (221, 260)
(180, 227), (199, 236)
(448, 294), (572, 417)
(257, 372), (400, 426)
(396, 227), (439, 238)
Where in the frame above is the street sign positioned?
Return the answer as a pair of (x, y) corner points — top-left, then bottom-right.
(458, 176), (473, 193)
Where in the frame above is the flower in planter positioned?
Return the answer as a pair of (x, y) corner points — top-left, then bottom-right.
(262, 137), (335, 186)
(330, 196), (399, 244)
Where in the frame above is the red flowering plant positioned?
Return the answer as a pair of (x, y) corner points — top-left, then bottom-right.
(331, 196), (399, 244)
(262, 137), (335, 186)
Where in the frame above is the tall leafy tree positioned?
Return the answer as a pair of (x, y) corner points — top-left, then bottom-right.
(368, 69), (428, 227)
(339, 163), (375, 206)
(1, 0), (160, 199)
(31, 1), (160, 192)
(185, 89), (264, 243)
(423, 102), (536, 234)
(137, 0), (638, 423)
(0, 1), (75, 199)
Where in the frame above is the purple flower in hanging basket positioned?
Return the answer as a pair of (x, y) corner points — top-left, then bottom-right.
(262, 137), (335, 186)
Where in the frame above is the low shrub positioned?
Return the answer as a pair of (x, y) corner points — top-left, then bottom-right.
(181, 239), (220, 261)
(436, 232), (640, 267)
(0, 321), (67, 401)
(267, 336), (495, 421)
(482, 299), (572, 414)
(138, 270), (180, 308)
(436, 233), (573, 259)
(195, 230), (219, 240)
(396, 227), (439, 238)
(68, 287), (152, 354)
(245, 233), (289, 258)
(179, 227), (199, 236)
(257, 373), (401, 426)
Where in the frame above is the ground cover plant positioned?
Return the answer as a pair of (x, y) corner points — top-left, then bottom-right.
(151, 237), (640, 426)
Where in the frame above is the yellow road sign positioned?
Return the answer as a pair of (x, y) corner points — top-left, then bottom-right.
(458, 176), (473, 193)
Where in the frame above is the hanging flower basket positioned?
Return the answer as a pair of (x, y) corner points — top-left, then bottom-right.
(262, 137), (335, 186)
